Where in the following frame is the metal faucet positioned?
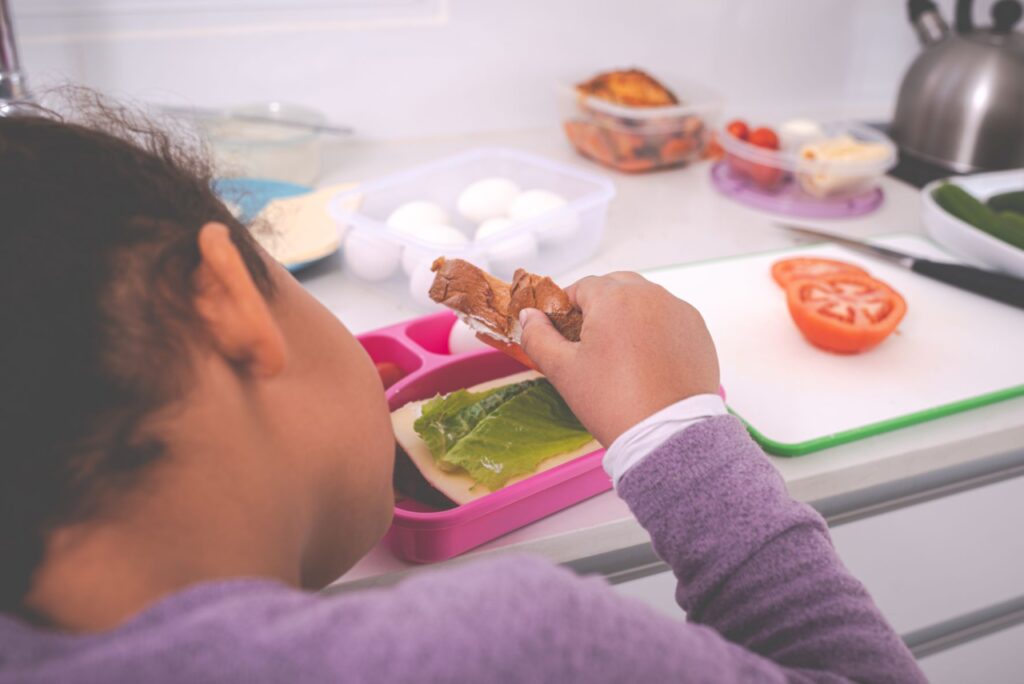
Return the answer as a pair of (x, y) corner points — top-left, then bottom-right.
(0, 0), (32, 116)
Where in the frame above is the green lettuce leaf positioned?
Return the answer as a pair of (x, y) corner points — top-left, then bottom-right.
(414, 378), (592, 490)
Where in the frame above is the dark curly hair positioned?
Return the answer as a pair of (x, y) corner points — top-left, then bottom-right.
(0, 95), (275, 612)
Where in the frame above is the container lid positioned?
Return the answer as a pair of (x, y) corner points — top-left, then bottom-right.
(328, 147), (615, 252)
(562, 78), (723, 121)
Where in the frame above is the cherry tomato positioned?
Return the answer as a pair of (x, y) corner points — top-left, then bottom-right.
(748, 127), (780, 150)
(785, 274), (907, 354)
(726, 119), (749, 140)
(771, 257), (870, 288)
(375, 361), (405, 389)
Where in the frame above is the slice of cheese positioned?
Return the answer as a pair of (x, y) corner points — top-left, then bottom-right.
(391, 370), (600, 506)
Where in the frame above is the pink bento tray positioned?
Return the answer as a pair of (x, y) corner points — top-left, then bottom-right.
(357, 310), (611, 564)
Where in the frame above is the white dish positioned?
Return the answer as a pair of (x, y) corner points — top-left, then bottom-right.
(250, 181), (359, 271)
(922, 169), (1024, 278)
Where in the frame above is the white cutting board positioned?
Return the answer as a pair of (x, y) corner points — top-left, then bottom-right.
(643, 234), (1024, 455)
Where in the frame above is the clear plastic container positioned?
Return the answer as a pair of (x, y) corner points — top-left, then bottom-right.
(559, 78), (722, 173)
(717, 120), (897, 199)
(200, 102), (326, 185)
(329, 147), (615, 304)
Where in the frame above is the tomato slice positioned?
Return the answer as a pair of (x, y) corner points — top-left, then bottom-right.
(474, 333), (538, 370)
(771, 257), (869, 288)
(785, 274), (907, 354)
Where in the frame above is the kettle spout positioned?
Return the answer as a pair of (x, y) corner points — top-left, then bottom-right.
(909, 0), (950, 45)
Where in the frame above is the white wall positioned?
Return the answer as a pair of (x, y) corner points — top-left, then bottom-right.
(11, 0), (976, 139)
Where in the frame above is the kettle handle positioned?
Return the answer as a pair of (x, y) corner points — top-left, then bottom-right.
(907, 0), (949, 44)
(992, 0), (1023, 33)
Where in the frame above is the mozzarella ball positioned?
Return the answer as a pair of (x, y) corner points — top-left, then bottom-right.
(779, 118), (826, 149)
(386, 201), (450, 233)
(400, 224), (469, 276)
(409, 260), (443, 309)
(447, 318), (491, 355)
(456, 177), (521, 223)
(343, 230), (401, 281)
(508, 189), (578, 245)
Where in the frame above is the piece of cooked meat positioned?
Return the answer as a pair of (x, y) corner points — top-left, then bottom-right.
(575, 69), (678, 108)
(509, 269), (582, 341)
(429, 257), (514, 338)
(429, 258), (582, 343)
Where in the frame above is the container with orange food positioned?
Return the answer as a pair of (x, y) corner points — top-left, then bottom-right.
(560, 69), (722, 173)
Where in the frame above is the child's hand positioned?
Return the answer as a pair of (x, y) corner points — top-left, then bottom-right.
(519, 273), (720, 446)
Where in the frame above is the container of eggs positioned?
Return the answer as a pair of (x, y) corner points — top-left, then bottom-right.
(329, 147), (616, 308)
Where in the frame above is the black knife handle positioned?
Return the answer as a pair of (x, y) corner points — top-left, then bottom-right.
(912, 259), (1024, 309)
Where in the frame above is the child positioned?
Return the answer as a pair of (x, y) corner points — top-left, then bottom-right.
(0, 104), (925, 683)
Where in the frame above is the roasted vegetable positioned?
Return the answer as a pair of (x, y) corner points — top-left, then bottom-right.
(575, 69), (678, 107)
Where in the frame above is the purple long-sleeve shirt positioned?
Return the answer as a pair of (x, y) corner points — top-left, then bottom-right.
(0, 416), (926, 682)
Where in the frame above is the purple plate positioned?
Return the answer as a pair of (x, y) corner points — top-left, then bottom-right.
(710, 161), (884, 218)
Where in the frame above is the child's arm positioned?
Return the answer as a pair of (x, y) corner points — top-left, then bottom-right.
(345, 412), (922, 683)
(613, 413), (925, 682)
(507, 272), (925, 682)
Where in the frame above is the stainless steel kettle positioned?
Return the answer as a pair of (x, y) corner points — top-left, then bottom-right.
(892, 0), (1024, 172)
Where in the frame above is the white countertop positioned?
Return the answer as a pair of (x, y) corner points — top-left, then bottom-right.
(299, 127), (1024, 591)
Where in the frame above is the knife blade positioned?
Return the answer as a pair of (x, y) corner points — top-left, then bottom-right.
(777, 223), (1024, 310)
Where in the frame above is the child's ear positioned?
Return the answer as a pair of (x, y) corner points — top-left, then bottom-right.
(193, 222), (286, 377)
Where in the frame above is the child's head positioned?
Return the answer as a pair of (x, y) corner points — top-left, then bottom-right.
(0, 103), (395, 613)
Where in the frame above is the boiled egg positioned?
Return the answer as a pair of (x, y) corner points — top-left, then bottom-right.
(400, 224), (470, 276)
(343, 230), (402, 281)
(508, 189), (578, 246)
(456, 177), (521, 223)
(447, 318), (491, 355)
(475, 217), (539, 279)
(409, 260), (443, 309)
(386, 201), (450, 233)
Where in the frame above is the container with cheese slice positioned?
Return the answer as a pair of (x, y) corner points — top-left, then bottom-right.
(796, 135), (894, 198)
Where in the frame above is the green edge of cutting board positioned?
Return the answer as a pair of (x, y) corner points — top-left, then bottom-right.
(642, 232), (1024, 457)
(732, 386), (1024, 457)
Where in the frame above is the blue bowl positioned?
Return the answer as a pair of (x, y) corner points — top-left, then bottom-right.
(213, 177), (333, 273)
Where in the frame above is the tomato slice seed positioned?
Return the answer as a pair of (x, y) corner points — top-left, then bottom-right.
(785, 273), (907, 354)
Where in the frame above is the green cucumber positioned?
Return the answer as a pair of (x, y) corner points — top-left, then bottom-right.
(933, 183), (1024, 251)
(932, 183), (1001, 233)
(993, 211), (1024, 251)
(986, 190), (1024, 214)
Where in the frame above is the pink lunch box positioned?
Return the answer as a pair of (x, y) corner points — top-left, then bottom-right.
(357, 310), (612, 563)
